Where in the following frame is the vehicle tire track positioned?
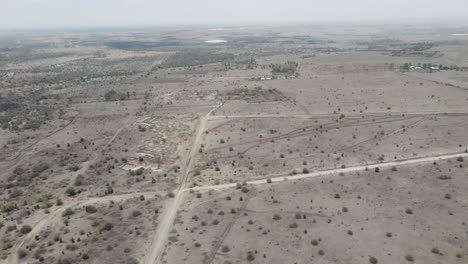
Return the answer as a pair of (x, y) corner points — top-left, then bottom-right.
(205, 189), (254, 264)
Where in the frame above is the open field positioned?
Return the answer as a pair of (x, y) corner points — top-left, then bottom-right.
(1, 24), (468, 264)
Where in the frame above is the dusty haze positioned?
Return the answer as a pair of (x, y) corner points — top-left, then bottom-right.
(2, 0), (468, 28)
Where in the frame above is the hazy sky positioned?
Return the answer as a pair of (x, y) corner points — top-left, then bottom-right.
(2, 0), (468, 28)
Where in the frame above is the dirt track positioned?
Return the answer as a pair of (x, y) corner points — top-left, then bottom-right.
(143, 103), (222, 264)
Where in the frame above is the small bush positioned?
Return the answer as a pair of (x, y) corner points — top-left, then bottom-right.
(62, 208), (74, 217)
(221, 246), (230, 253)
(132, 210), (142, 217)
(101, 222), (113, 231)
(273, 214), (281, 220)
(85, 206), (97, 214)
(369, 256), (378, 264)
(65, 244), (78, 251)
(65, 187), (76, 197)
(405, 255), (414, 262)
(18, 249), (28, 259)
(20, 225), (32, 234)
(247, 251), (255, 261)
(437, 175), (451, 180)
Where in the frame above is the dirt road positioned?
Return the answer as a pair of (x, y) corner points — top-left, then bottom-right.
(208, 111), (468, 121)
(143, 104), (222, 264)
(193, 151), (468, 191)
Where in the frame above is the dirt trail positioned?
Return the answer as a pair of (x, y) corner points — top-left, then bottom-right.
(208, 111), (468, 120)
(143, 103), (222, 264)
(193, 151), (468, 191)
(205, 190), (253, 264)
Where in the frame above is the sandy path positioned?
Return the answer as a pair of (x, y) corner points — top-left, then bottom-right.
(193, 151), (468, 191)
(142, 103), (222, 264)
(208, 111), (468, 120)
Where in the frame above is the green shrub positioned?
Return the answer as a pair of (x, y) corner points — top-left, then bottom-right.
(65, 187), (76, 197)
(85, 206), (97, 214)
(20, 225), (32, 234)
(62, 208), (74, 217)
(369, 256), (378, 264)
(101, 222), (113, 231)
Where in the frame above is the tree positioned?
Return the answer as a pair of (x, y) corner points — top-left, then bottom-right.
(104, 90), (118, 101)
(402, 63), (410, 71)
